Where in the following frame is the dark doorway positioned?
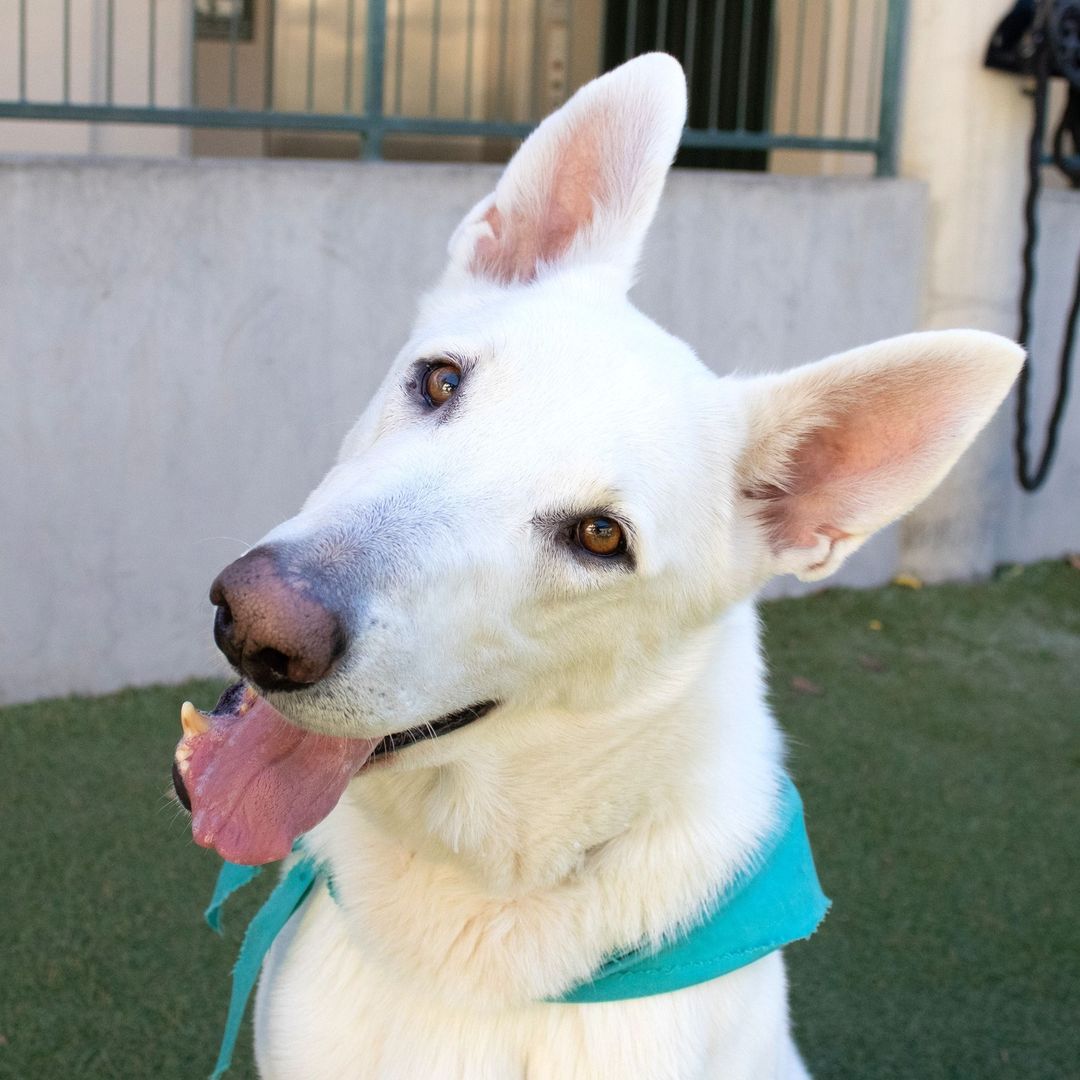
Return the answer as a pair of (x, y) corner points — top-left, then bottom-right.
(602, 1), (773, 170)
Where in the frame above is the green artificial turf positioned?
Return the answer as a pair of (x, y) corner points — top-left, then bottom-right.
(1, 561), (1077, 1079)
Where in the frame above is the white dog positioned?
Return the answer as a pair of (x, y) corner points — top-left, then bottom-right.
(175, 54), (1022, 1079)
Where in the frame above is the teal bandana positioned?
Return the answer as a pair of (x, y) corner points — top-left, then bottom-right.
(203, 774), (829, 1078)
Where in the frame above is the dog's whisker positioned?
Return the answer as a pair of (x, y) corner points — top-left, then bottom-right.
(193, 535), (256, 549)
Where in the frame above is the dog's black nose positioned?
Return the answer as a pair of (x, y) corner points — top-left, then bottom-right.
(209, 547), (347, 692)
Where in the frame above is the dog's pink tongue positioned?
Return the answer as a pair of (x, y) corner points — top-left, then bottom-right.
(181, 693), (377, 866)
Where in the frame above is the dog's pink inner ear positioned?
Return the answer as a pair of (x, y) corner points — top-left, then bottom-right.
(747, 367), (969, 555)
(469, 118), (603, 284)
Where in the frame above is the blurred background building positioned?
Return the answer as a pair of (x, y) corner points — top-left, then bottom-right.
(1, 0), (899, 172)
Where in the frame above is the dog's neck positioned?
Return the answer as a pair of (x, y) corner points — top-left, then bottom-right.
(328, 600), (783, 898)
(307, 599), (787, 1003)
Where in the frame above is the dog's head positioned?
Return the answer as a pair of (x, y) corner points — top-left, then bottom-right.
(175, 55), (1022, 865)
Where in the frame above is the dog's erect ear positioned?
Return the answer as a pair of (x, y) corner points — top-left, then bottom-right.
(446, 54), (686, 291)
(737, 330), (1024, 582)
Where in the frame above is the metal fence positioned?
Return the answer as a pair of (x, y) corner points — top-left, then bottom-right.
(0, 0), (908, 174)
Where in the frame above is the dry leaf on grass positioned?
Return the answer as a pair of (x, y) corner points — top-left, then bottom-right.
(893, 573), (924, 589)
(791, 675), (825, 696)
(858, 654), (887, 673)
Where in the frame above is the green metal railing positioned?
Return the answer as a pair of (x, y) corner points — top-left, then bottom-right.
(0, 0), (908, 175)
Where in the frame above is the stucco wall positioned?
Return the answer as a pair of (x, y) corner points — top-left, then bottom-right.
(0, 158), (1058, 704)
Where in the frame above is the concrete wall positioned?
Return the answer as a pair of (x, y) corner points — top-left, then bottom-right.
(0, 158), (1069, 705)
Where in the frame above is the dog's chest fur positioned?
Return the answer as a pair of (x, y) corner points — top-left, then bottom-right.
(252, 605), (808, 1079)
(254, 891), (803, 1080)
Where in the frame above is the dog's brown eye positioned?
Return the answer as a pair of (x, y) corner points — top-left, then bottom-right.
(422, 362), (461, 406)
(576, 517), (624, 557)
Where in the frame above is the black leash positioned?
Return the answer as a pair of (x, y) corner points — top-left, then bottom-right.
(1014, 7), (1078, 491)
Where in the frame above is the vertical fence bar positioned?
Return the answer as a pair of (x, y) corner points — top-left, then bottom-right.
(344, 0), (356, 110)
(707, 0), (727, 129)
(464, 0), (476, 118)
(596, 0), (607, 79)
(265, 0), (277, 110)
(305, 0), (317, 111)
(815, 0), (831, 136)
(363, 0), (387, 157)
(841, 0), (858, 137)
(148, 0), (158, 105)
(429, 0), (442, 117)
(63, 0), (72, 103)
(191, 0), (199, 107)
(875, 0), (908, 176)
(530, 0), (542, 119)
(788, 0), (806, 133)
(684, 0), (699, 94)
(865, 0), (885, 136)
(566, 0), (575, 100)
(497, 0), (510, 120)
(228, 0), (240, 107)
(625, 0), (638, 58)
(735, 0), (753, 131)
(394, 0), (406, 114)
(655, 0), (668, 52)
(17, 0), (26, 101)
(106, 0), (115, 105)
(762, 0), (777, 141)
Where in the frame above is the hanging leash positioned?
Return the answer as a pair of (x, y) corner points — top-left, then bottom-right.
(989, 0), (1079, 491)
(1016, 7), (1077, 490)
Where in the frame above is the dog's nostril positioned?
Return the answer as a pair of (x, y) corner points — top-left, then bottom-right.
(213, 604), (240, 664)
(251, 646), (292, 681)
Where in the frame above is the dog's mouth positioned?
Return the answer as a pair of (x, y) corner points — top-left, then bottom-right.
(172, 682), (496, 866)
(369, 699), (497, 759)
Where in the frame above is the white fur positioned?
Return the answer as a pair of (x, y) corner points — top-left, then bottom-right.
(236, 55), (1023, 1079)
